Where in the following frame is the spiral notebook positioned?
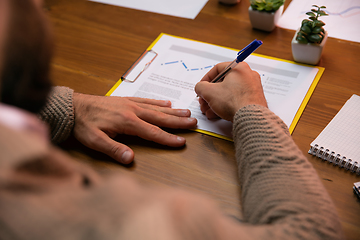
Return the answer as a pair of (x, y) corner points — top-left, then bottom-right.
(308, 94), (360, 174)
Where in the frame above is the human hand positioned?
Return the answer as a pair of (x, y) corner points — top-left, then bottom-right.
(72, 94), (197, 164)
(195, 62), (267, 122)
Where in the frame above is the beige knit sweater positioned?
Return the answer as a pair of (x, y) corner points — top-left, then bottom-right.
(0, 86), (344, 239)
(37, 86), (75, 143)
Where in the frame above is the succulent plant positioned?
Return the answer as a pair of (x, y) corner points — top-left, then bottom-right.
(296, 5), (328, 44)
(250, 0), (285, 12)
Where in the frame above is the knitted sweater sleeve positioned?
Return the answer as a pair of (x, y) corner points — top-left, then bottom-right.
(38, 86), (75, 143)
(232, 105), (343, 239)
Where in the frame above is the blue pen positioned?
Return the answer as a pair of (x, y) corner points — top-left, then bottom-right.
(211, 39), (262, 83)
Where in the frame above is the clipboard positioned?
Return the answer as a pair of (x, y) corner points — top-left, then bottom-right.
(107, 33), (325, 141)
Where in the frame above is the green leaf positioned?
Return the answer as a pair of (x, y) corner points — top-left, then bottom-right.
(306, 12), (316, 17)
(265, 4), (273, 11)
(320, 6), (326, 9)
(301, 25), (312, 34)
(297, 31), (305, 37)
(319, 11), (329, 16)
(309, 16), (316, 21)
(250, 0), (284, 12)
(273, 3), (281, 11)
(312, 5), (319, 8)
(312, 26), (323, 34)
(311, 21), (316, 28)
(314, 20), (325, 27)
(297, 31), (309, 39)
(308, 34), (323, 43)
(296, 34), (308, 44)
(306, 22), (313, 29)
(301, 19), (310, 25)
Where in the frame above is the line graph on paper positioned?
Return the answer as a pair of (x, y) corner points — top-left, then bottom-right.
(149, 44), (233, 80)
(161, 60), (215, 72)
(300, 6), (360, 18)
(326, 6), (360, 18)
(158, 44), (233, 74)
(277, 0), (360, 42)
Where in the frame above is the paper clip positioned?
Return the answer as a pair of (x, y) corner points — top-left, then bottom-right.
(121, 50), (158, 82)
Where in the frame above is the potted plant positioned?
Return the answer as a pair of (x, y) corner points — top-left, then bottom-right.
(248, 0), (285, 32)
(291, 5), (328, 65)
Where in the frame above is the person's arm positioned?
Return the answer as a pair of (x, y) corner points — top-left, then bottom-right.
(3, 63), (343, 239)
(232, 104), (343, 239)
(195, 62), (344, 239)
(38, 86), (197, 164)
(37, 86), (75, 143)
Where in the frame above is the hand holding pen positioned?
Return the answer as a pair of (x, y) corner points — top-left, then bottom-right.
(211, 39), (262, 83)
(195, 39), (266, 121)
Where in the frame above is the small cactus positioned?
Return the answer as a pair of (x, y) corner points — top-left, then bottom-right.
(296, 5), (328, 44)
(250, 0), (285, 12)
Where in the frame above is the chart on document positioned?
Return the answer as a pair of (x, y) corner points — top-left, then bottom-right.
(109, 34), (323, 139)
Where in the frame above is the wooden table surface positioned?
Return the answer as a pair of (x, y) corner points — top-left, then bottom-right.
(44, 0), (360, 239)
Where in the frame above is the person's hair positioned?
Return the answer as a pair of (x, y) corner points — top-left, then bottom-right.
(0, 0), (53, 113)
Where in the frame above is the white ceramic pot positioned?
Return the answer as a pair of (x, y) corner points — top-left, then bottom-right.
(248, 5), (284, 32)
(291, 29), (328, 65)
(219, 0), (240, 4)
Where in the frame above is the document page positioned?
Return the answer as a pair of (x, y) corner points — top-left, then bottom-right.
(89, 0), (208, 19)
(110, 34), (321, 140)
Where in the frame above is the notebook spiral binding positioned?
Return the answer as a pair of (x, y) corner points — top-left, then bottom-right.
(309, 144), (360, 175)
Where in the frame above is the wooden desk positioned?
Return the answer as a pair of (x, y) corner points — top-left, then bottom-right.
(44, 0), (360, 239)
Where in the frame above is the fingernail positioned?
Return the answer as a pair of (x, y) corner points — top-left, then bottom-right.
(121, 151), (132, 164)
(177, 136), (185, 142)
(181, 109), (190, 115)
(188, 117), (196, 122)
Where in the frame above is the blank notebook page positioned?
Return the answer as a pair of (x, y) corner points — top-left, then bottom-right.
(309, 94), (360, 162)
